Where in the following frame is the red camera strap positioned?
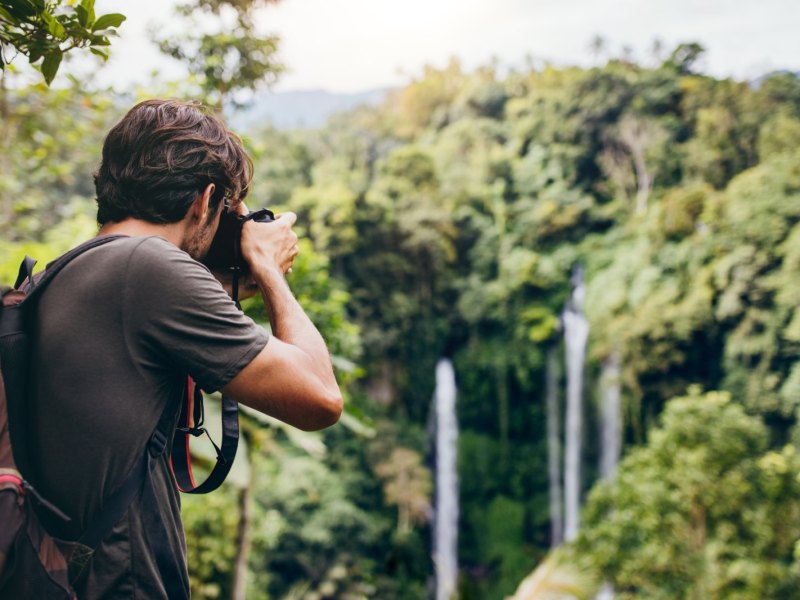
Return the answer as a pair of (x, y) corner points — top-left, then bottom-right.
(169, 376), (239, 494)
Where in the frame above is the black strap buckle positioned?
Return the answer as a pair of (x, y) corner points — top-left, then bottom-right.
(176, 426), (226, 464)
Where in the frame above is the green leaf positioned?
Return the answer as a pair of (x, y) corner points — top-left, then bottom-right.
(92, 13), (125, 31)
(0, 7), (19, 25)
(75, 5), (89, 27)
(78, 0), (95, 26)
(89, 47), (108, 61)
(80, 0), (95, 16)
(41, 11), (66, 39)
(6, 0), (38, 17)
(41, 51), (62, 85)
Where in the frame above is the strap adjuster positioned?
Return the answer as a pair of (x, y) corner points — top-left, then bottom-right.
(176, 426), (226, 463)
(149, 429), (169, 457)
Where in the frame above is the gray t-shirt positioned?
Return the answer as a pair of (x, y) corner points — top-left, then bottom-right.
(30, 236), (269, 599)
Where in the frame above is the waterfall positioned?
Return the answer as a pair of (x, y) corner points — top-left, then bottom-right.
(594, 353), (622, 600)
(599, 352), (622, 480)
(434, 358), (459, 600)
(595, 584), (615, 600)
(545, 346), (563, 547)
(562, 266), (589, 543)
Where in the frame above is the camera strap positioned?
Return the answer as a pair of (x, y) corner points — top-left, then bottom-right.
(169, 377), (239, 494)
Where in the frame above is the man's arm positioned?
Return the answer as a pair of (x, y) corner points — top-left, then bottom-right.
(221, 212), (343, 431)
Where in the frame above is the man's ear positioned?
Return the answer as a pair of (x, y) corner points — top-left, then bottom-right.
(192, 183), (216, 222)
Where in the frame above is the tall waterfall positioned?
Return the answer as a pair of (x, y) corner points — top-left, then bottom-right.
(545, 346), (563, 547)
(562, 266), (589, 543)
(594, 353), (622, 600)
(599, 352), (622, 480)
(434, 358), (459, 600)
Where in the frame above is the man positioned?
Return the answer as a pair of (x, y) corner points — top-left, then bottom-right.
(28, 99), (342, 598)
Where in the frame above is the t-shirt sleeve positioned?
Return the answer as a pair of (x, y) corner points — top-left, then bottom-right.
(123, 237), (269, 392)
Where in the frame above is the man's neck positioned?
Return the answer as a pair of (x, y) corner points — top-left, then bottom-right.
(98, 218), (187, 249)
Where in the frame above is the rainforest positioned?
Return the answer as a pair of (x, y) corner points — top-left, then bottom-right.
(2, 12), (800, 597)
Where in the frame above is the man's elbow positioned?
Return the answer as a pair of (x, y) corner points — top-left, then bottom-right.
(301, 389), (343, 431)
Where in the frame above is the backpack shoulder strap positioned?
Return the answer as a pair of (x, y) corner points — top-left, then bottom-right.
(2, 235), (128, 539)
(24, 235), (128, 299)
(14, 256), (37, 290)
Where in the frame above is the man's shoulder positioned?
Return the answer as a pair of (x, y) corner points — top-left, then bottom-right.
(72, 235), (186, 266)
(59, 236), (218, 303)
(118, 236), (193, 265)
(96, 236), (209, 278)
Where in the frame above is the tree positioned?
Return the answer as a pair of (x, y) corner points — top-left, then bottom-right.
(374, 447), (432, 535)
(588, 35), (606, 63)
(0, 0), (125, 84)
(153, 0), (282, 109)
(0, 76), (118, 240)
(664, 42), (705, 75)
(578, 389), (800, 599)
(614, 114), (668, 214)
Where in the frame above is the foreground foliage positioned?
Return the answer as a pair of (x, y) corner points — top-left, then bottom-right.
(0, 0), (125, 83)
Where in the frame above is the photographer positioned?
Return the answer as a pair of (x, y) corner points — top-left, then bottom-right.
(27, 99), (342, 599)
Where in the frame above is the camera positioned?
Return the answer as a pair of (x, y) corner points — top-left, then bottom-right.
(202, 206), (275, 274)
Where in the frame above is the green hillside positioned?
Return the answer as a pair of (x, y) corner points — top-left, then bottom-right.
(2, 43), (800, 599)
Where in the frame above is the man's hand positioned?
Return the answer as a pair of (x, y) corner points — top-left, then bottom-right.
(238, 203), (299, 278)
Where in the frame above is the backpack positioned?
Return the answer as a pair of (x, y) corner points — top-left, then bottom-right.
(0, 236), (241, 597)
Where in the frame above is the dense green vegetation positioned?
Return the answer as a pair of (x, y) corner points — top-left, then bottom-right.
(2, 35), (800, 598)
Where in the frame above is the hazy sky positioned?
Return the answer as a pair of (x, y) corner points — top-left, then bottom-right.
(87, 0), (799, 92)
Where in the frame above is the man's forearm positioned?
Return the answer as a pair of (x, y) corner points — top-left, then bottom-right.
(254, 266), (339, 394)
(227, 214), (342, 429)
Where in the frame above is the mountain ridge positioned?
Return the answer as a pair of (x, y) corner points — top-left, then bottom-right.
(229, 88), (392, 131)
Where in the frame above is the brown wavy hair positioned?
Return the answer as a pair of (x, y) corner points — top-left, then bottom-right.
(94, 99), (253, 225)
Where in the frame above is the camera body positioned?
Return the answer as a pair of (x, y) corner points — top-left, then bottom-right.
(202, 207), (275, 274)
